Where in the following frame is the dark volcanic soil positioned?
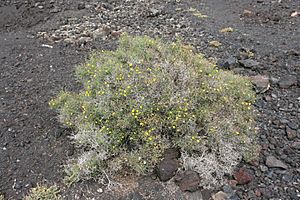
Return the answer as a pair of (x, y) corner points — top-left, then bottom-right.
(0, 0), (299, 199)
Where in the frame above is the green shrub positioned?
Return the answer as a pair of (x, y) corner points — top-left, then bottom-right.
(24, 185), (61, 200)
(50, 34), (256, 187)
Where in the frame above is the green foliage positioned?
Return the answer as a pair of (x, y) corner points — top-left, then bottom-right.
(50, 34), (256, 186)
(24, 185), (61, 200)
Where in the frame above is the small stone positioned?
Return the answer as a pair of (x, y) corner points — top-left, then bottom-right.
(260, 165), (268, 172)
(260, 188), (272, 198)
(64, 38), (75, 44)
(126, 192), (143, 199)
(291, 11), (299, 17)
(255, 189), (262, 197)
(232, 68), (244, 74)
(212, 191), (229, 200)
(264, 95), (272, 101)
(14, 181), (22, 190)
(78, 37), (92, 44)
(270, 76), (279, 85)
(66, 146), (75, 156)
(243, 10), (253, 17)
(280, 119), (289, 125)
(265, 156), (288, 169)
(209, 40), (222, 48)
(78, 2), (85, 10)
(228, 180), (238, 187)
(222, 57), (238, 69)
(185, 190), (203, 200)
(201, 189), (214, 200)
(50, 7), (60, 13)
(111, 31), (122, 38)
(222, 185), (234, 194)
(27, 78), (33, 83)
(175, 170), (200, 192)
(50, 34), (60, 42)
(228, 194), (240, 200)
(278, 75), (297, 89)
(239, 59), (260, 69)
(97, 188), (103, 193)
(156, 158), (178, 181)
(287, 122), (298, 130)
(282, 174), (294, 182)
(149, 8), (161, 17)
(93, 28), (105, 39)
(233, 168), (253, 185)
(250, 75), (270, 93)
(271, 93), (277, 98)
(288, 49), (300, 56)
(286, 126), (297, 140)
(291, 141), (300, 150)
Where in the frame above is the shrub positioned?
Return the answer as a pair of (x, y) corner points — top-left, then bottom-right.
(24, 185), (61, 200)
(50, 34), (256, 187)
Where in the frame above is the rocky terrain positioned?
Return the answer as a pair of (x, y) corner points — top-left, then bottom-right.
(0, 0), (299, 199)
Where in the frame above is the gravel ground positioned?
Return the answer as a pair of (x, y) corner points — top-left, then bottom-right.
(0, 0), (299, 199)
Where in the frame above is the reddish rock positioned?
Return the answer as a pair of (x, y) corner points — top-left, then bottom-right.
(111, 31), (122, 38)
(175, 170), (200, 192)
(255, 188), (262, 197)
(233, 168), (253, 185)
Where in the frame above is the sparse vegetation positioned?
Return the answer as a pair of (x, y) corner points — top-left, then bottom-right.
(24, 185), (61, 200)
(220, 27), (234, 33)
(187, 7), (208, 18)
(50, 34), (257, 188)
(209, 40), (222, 48)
